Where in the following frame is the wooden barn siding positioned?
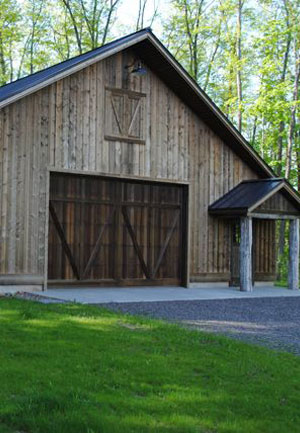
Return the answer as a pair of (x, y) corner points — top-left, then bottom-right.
(253, 220), (276, 279)
(189, 116), (260, 280)
(0, 49), (275, 281)
(0, 93), (48, 277)
(255, 190), (299, 214)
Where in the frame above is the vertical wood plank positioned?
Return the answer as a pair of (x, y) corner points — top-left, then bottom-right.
(89, 64), (97, 171)
(76, 70), (83, 170)
(0, 111), (4, 272)
(38, 88), (49, 276)
(55, 80), (63, 168)
(240, 216), (253, 292)
(82, 67), (90, 170)
(69, 74), (77, 169)
(0, 48), (270, 287)
(288, 218), (299, 290)
(48, 84), (56, 167)
(7, 104), (17, 273)
(96, 61), (104, 172)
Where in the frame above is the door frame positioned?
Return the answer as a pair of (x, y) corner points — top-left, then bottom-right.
(44, 168), (190, 289)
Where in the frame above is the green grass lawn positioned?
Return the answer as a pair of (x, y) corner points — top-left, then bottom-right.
(1, 298), (300, 433)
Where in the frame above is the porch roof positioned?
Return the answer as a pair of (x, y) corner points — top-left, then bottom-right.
(208, 178), (300, 217)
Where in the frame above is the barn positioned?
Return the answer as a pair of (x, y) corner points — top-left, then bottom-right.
(0, 28), (299, 293)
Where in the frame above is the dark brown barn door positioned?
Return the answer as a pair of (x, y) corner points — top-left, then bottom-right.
(48, 173), (187, 286)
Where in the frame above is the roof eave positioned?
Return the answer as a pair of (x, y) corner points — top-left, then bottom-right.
(208, 208), (248, 217)
(0, 28), (276, 179)
(142, 33), (274, 179)
(0, 30), (151, 110)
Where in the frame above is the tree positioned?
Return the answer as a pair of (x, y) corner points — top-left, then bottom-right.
(18, 0), (50, 77)
(164, 0), (255, 131)
(0, 0), (22, 84)
(236, 0), (244, 131)
(58, 0), (122, 54)
(135, 0), (159, 31)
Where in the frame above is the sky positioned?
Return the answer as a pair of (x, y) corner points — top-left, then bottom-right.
(114, 0), (171, 37)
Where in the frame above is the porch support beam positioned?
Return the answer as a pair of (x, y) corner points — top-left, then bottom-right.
(288, 218), (299, 290)
(240, 216), (253, 292)
(249, 212), (298, 220)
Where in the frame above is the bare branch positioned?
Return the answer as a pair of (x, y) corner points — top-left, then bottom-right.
(61, 0), (82, 53)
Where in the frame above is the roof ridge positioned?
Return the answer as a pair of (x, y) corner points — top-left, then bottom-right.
(0, 28), (287, 183)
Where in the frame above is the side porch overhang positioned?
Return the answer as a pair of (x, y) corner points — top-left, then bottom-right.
(209, 178), (300, 292)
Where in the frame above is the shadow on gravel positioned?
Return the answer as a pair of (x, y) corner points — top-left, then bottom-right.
(99, 297), (300, 356)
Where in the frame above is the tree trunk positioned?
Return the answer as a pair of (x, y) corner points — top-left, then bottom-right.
(136, 0), (148, 31)
(62, 0), (83, 53)
(183, 0), (205, 80)
(277, 121), (285, 176)
(203, 20), (221, 92)
(279, 50), (300, 268)
(0, 32), (7, 84)
(285, 58), (300, 179)
(297, 150), (300, 191)
(277, 28), (291, 175)
(251, 116), (257, 145)
(101, 0), (121, 46)
(236, 0), (243, 132)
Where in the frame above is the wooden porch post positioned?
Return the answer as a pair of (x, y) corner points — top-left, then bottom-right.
(240, 216), (253, 292)
(288, 218), (299, 290)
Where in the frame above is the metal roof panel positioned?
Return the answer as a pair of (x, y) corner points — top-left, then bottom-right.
(0, 28), (280, 180)
(208, 179), (293, 215)
(0, 28), (151, 103)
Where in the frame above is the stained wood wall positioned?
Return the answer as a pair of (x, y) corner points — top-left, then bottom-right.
(253, 220), (276, 279)
(255, 190), (299, 215)
(0, 48), (276, 284)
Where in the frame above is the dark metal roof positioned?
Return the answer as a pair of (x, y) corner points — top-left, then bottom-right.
(0, 28), (276, 178)
(0, 28), (151, 103)
(209, 179), (300, 216)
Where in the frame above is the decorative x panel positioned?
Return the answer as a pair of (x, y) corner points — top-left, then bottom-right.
(49, 201), (116, 281)
(50, 201), (179, 281)
(121, 206), (180, 280)
(105, 87), (146, 144)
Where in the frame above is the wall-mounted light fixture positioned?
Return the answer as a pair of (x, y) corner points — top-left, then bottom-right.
(125, 60), (147, 76)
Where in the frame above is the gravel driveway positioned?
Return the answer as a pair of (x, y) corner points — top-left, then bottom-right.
(98, 297), (300, 356)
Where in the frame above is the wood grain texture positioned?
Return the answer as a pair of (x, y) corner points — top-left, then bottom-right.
(288, 219), (299, 290)
(0, 48), (277, 284)
(255, 190), (299, 215)
(48, 173), (186, 285)
(240, 217), (253, 292)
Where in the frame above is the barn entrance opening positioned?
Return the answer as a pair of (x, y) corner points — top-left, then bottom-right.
(47, 173), (188, 287)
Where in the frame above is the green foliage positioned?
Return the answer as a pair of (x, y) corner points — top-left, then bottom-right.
(165, 0), (300, 187)
(1, 0), (299, 190)
(0, 0), (22, 84)
(1, 0), (123, 81)
(1, 298), (300, 433)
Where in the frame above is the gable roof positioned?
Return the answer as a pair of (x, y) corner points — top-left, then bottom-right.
(0, 28), (275, 178)
(0, 29), (150, 105)
(209, 179), (300, 216)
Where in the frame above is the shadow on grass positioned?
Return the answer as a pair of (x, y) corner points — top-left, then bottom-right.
(0, 299), (300, 433)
